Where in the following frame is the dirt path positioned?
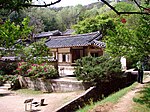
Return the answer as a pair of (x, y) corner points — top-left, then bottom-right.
(109, 75), (150, 112)
(0, 89), (84, 112)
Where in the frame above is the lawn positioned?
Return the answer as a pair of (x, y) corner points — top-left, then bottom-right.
(14, 89), (43, 95)
(131, 82), (150, 112)
(76, 82), (137, 112)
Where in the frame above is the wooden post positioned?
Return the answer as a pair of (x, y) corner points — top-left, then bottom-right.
(40, 99), (45, 106)
(25, 103), (27, 111)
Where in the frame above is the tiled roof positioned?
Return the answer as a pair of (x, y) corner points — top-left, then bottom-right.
(62, 29), (75, 35)
(45, 31), (105, 48)
(92, 40), (106, 48)
(34, 30), (62, 38)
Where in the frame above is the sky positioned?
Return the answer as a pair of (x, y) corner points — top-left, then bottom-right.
(33, 0), (99, 7)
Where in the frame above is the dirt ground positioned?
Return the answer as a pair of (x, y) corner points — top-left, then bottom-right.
(0, 89), (84, 112)
(89, 75), (150, 112)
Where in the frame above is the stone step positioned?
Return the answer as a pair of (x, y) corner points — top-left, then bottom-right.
(3, 83), (11, 88)
(0, 83), (11, 90)
(0, 86), (10, 90)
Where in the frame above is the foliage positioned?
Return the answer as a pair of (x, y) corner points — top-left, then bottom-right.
(23, 8), (45, 33)
(0, 74), (18, 86)
(15, 62), (58, 79)
(105, 23), (134, 57)
(0, 18), (32, 50)
(133, 82), (150, 109)
(0, 61), (17, 75)
(105, 14), (150, 61)
(0, 70), (5, 76)
(23, 39), (51, 64)
(73, 14), (115, 35)
(0, 0), (32, 12)
(15, 61), (31, 76)
(115, 2), (138, 12)
(134, 15), (150, 59)
(102, 2), (150, 67)
(1, 1), (149, 32)
(74, 56), (122, 84)
(3, 2), (105, 32)
(28, 63), (58, 79)
(72, 2), (149, 66)
(72, 2), (139, 34)
(0, 75), (5, 84)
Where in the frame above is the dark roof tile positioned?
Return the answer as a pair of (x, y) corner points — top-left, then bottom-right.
(34, 30), (62, 38)
(45, 31), (105, 48)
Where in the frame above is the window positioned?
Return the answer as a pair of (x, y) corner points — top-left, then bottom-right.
(62, 54), (66, 62)
(59, 53), (70, 62)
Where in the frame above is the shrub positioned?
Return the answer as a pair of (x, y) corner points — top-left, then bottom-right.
(27, 63), (58, 79)
(0, 75), (5, 85)
(0, 70), (5, 75)
(0, 75), (9, 85)
(16, 62), (58, 79)
(0, 61), (17, 75)
(74, 56), (122, 84)
(15, 61), (31, 76)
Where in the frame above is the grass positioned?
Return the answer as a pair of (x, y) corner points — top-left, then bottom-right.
(76, 82), (137, 112)
(130, 82), (150, 112)
(14, 89), (43, 95)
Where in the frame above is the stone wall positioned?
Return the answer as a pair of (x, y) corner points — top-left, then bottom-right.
(19, 76), (53, 92)
(51, 79), (85, 92)
(18, 76), (89, 92)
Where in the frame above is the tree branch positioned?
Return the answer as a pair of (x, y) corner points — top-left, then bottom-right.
(21, 0), (61, 7)
(118, 11), (150, 15)
(100, 0), (150, 15)
(101, 0), (120, 15)
(133, 0), (147, 10)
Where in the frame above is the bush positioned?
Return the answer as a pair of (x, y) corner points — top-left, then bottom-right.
(27, 63), (58, 79)
(0, 61), (17, 75)
(15, 62), (31, 76)
(0, 70), (5, 75)
(15, 62), (58, 79)
(74, 56), (122, 84)
(0, 75), (5, 85)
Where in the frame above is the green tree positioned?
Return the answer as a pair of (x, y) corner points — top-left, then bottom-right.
(73, 14), (115, 35)
(0, 18), (32, 49)
(56, 5), (83, 31)
(105, 14), (150, 61)
(23, 8), (45, 34)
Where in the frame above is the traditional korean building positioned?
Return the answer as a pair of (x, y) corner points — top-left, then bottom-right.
(45, 31), (105, 76)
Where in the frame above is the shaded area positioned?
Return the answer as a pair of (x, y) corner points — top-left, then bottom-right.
(30, 109), (41, 112)
(0, 93), (12, 97)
